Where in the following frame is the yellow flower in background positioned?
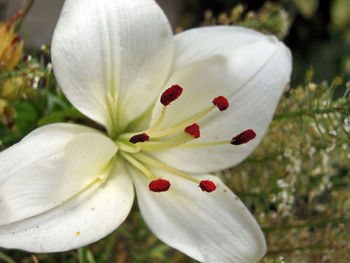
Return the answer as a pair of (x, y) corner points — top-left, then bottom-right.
(0, 10), (24, 127)
(0, 10), (24, 72)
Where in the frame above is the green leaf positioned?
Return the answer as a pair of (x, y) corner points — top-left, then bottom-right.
(38, 111), (66, 126)
(13, 101), (38, 134)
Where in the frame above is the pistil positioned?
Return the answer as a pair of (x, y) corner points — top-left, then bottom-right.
(139, 124), (199, 152)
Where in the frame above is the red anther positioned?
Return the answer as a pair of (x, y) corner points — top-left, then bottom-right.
(199, 180), (216, 192)
(184, 123), (200, 138)
(160, 85), (183, 106)
(212, 96), (229, 111)
(129, 133), (149, 144)
(149, 179), (171, 192)
(231, 129), (256, 145)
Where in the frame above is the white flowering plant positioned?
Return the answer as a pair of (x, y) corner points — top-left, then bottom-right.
(0, 1), (349, 263)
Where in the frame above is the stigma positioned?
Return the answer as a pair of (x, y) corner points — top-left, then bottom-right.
(184, 123), (200, 138)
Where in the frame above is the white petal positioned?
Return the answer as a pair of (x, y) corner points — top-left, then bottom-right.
(131, 167), (266, 263)
(172, 26), (269, 72)
(52, 0), (174, 133)
(150, 26), (292, 173)
(0, 123), (93, 183)
(0, 123), (117, 225)
(0, 158), (134, 252)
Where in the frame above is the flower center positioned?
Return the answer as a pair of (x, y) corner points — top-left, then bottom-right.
(116, 85), (256, 193)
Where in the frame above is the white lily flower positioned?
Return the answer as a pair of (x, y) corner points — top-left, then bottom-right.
(0, 0), (292, 262)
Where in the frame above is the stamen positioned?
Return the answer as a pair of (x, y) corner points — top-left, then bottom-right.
(161, 85), (183, 106)
(184, 123), (200, 138)
(149, 106), (214, 138)
(176, 130), (256, 149)
(175, 140), (231, 149)
(129, 133), (149, 144)
(149, 179), (171, 192)
(146, 106), (167, 133)
(134, 153), (200, 184)
(116, 140), (141, 153)
(149, 95), (227, 139)
(121, 95), (228, 141)
(139, 132), (196, 152)
(199, 180), (217, 192)
(212, 96), (229, 111)
(231, 129), (256, 145)
(120, 152), (156, 180)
